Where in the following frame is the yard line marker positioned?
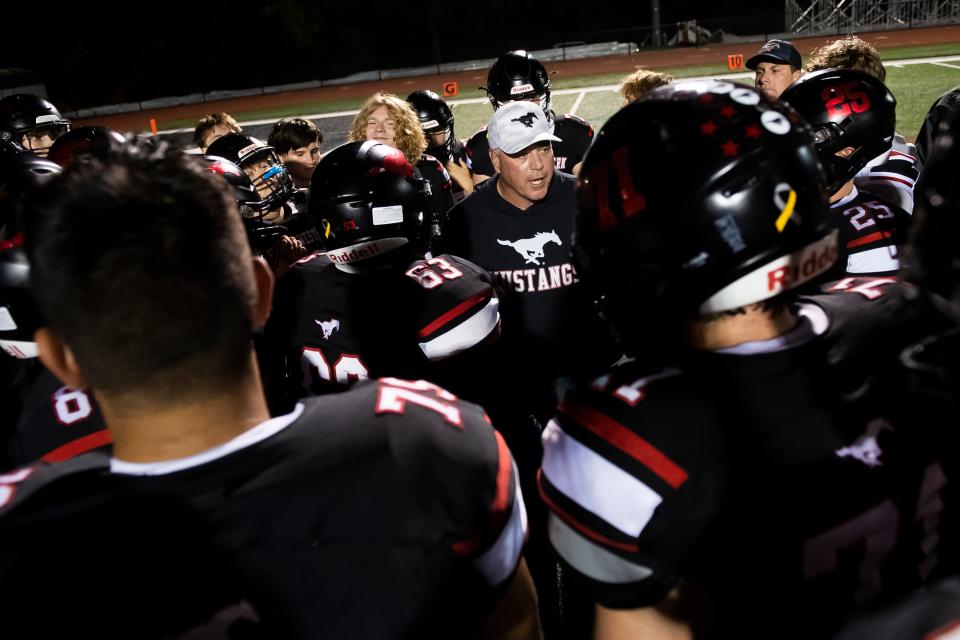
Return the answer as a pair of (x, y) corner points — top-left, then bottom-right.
(569, 91), (587, 116)
(933, 62), (960, 70)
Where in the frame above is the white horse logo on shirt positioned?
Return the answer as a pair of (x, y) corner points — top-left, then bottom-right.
(497, 230), (562, 265)
(315, 318), (341, 340)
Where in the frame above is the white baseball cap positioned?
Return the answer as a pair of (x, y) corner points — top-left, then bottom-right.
(487, 102), (562, 154)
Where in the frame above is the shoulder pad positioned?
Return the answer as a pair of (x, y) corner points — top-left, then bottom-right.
(559, 113), (591, 127)
(466, 128), (488, 147)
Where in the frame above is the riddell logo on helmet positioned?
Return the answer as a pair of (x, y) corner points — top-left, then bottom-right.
(239, 143), (261, 158)
(511, 84), (535, 95)
(327, 242), (383, 264)
(766, 239), (838, 292)
(700, 232), (838, 313)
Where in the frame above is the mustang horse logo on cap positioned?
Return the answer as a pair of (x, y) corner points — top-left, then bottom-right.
(511, 112), (539, 128)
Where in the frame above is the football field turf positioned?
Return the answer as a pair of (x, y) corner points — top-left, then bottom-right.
(157, 45), (960, 148)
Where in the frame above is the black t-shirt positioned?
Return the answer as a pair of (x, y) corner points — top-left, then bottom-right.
(466, 113), (594, 177)
(437, 171), (614, 420)
(0, 380), (526, 638)
(539, 279), (960, 636)
(439, 171), (608, 369)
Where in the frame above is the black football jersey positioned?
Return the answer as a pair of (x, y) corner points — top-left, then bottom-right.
(916, 84), (960, 169)
(261, 252), (500, 405)
(281, 199), (323, 251)
(0, 379), (526, 638)
(819, 187), (912, 283)
(539, 279), (959, 636)
(0, 360), (109, 471)
(465, 113), (594, 177)
(417, 153), (456, 215)
(285, 191), (323, 251)
(438, 138), (472, 205)
(833, 575), (960, 640)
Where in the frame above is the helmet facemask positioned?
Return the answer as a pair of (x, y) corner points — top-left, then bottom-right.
(810, 120), (870, 194)
(240, 148), (294, 220)
(19, 122), (71, 158)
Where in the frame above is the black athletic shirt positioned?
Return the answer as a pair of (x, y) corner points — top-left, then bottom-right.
(0, 379), (526, 638)
(540, 278), (960, 636)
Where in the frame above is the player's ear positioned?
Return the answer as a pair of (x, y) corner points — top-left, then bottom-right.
(35, 328), (87, 390)
(490, 148), (501, 174)
(251, 256), (274, 330)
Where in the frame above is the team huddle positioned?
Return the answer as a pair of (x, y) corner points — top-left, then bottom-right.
(1, 36), (960, 639)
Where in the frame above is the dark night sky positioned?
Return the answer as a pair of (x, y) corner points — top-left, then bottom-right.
(2, 2), (784, 109)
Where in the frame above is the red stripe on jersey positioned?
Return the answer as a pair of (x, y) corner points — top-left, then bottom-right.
(451, 533), (483, 556)
(451, 430), (514, 557)
(0, 233), (25, 251)
(559, 400), (688, 489)
(418, 291), (491, 339)
(868, 175), (914, 187)
(846, 230), (892, 249)
(888, 150), (916, 161)
(538, 470), (639, 553)
(40, 430), (112, 463)
(492, 430), (512, 515)
(292, 253), (321, 267)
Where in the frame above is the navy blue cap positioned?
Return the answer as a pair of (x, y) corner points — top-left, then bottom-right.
(746, 39), (802, 70)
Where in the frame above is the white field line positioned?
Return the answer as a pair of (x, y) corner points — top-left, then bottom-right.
(569, 90), (587, 115)
(158, 54), (960, 135)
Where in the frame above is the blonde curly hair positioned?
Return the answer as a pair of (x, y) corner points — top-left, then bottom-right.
(349, 92), (428, 164)
(619, 70), (673, 105)
(805, 36), (886, 82)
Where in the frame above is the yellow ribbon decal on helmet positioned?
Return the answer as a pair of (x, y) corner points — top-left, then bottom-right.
(775, 189), (797, 232)
(323, 220), (332, 238)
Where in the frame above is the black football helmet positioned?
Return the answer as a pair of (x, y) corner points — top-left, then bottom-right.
(0, 240), (42, 359)
(0, 150), (62, 237)
(907, 106), (960, 302)
(780, 68), (896, 194)
(47, 126), (126, 168)
(205, 133), (294, 214)
(0, 138), (26, 159)
(484, 50), (552, 115)
(308, 141), (432, 265)
(202, 155), (285, 254)
(0, 94), (71, 158)
(407, 90), (455, 159)
(575, 80), (835, 351)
